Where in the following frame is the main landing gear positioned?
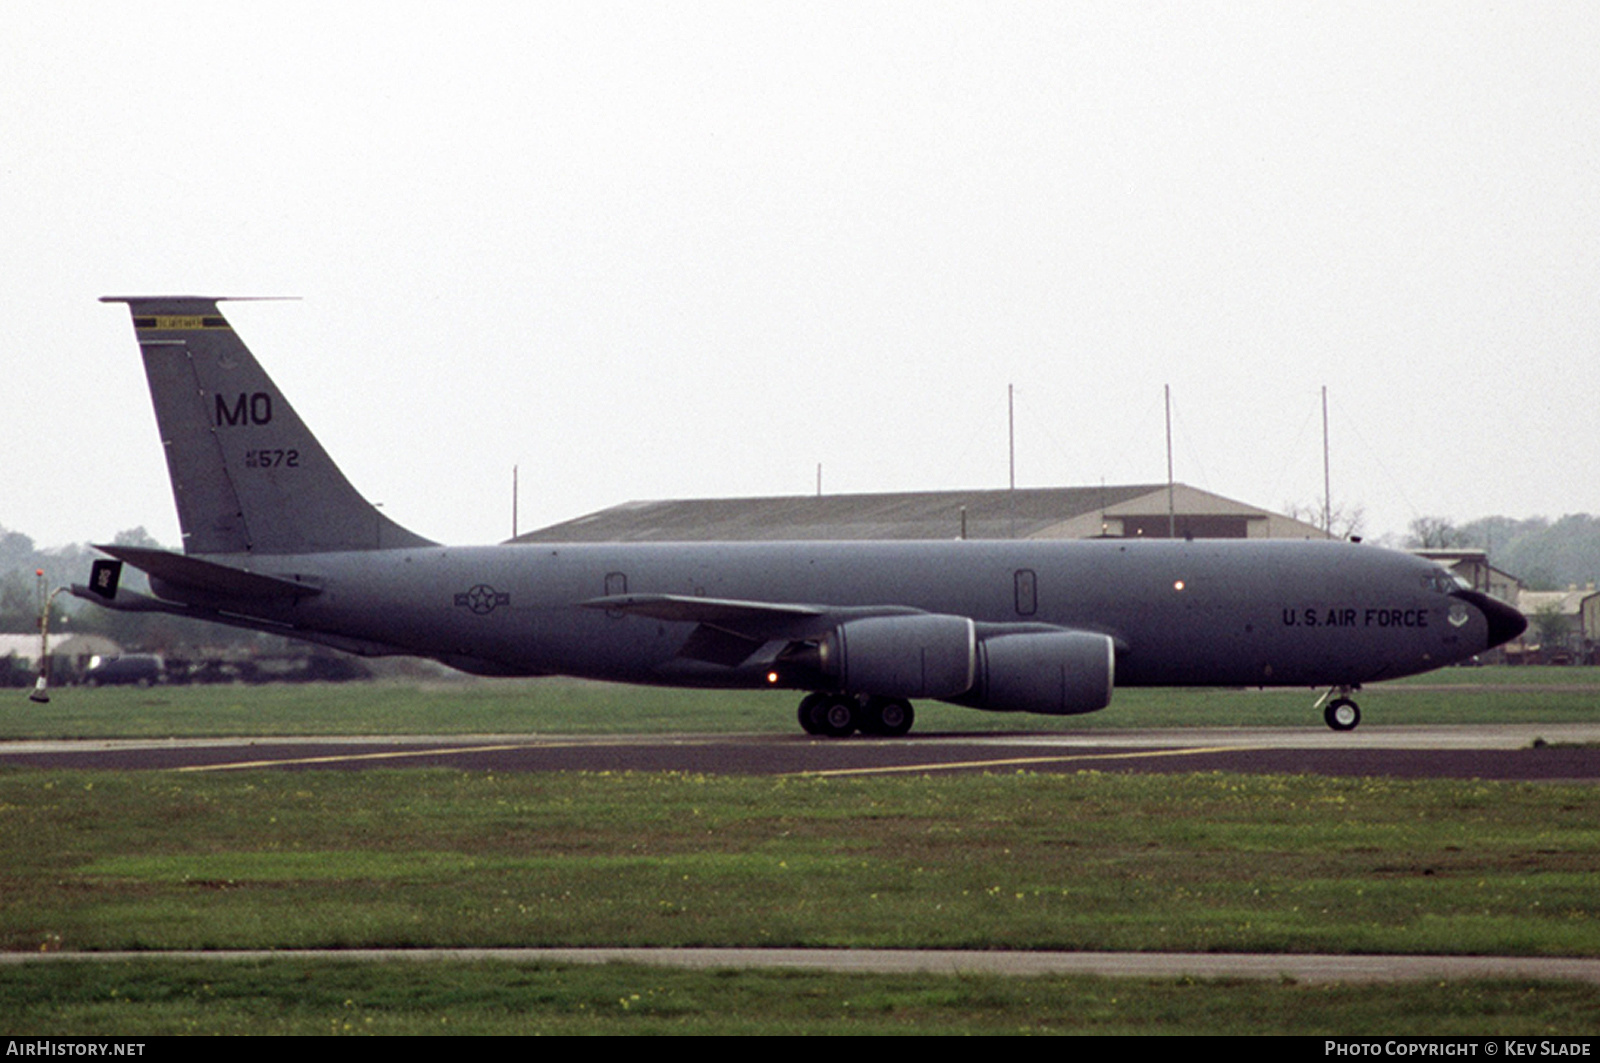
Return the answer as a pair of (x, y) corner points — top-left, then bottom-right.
(797, 692), (915, 738)
(1316, 686), (1361, 731)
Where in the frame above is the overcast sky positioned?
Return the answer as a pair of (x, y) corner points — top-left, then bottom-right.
(4, 2), (1597, 551)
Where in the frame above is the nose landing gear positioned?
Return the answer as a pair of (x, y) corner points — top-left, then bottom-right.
(1315, 686), (1361, 731)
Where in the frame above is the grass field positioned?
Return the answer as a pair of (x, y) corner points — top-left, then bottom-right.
(3, 668), (1597, 1034)
(6, 959), (1598, 1035)
(5, 769), (1597, 955)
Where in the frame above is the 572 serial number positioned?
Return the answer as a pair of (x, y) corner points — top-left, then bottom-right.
(244, 449), (299, 468)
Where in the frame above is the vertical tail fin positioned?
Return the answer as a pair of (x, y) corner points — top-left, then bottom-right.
(103, 296), (435, 555)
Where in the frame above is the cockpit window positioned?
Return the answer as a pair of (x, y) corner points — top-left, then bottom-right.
(1422, 569), (1470, 594)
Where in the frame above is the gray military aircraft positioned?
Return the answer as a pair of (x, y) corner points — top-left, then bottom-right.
(76, 296), (1526, 736)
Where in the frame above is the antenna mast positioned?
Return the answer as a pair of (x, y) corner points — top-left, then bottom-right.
(1165, 384), (1175, 538)
(1322, 386), (1332, 538)
(1008, 384), (1015, 491)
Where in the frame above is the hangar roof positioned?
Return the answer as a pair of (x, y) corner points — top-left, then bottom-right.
(513, 483), (1330, 543)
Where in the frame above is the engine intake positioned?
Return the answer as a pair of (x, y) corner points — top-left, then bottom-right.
(812, 614), (977, 699)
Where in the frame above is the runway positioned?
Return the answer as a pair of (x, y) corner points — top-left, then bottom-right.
(4, 723), (1598, 780)
(7, 946), (1600, 984)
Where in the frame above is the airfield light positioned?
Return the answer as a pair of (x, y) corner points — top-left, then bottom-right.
(1174, 580), (1185, 591)
(767, 671), (780, 684)
(30, 573), (67, 705)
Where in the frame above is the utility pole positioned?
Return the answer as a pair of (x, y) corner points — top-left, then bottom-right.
(1165, 385), (1175, 539)
(1008, 384), (1017, 539)
(1007, 384), (1015, 491)
(1322, 386), (1332, 538)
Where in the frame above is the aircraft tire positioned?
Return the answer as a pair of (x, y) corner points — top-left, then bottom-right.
(1324, 697), (1360, 732)
(860, 696), (914, 737)
(797, 693), (830, 736)
(819, 695), (858, 738)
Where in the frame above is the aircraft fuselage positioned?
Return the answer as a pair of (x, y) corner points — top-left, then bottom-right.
(165, 537), (1501, 697)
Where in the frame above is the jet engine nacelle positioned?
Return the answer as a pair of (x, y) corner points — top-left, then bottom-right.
(957, 630), (1116, 715)
(816, 614), (977, 699)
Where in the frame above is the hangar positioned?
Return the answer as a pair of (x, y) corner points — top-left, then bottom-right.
(515, 483), (1330, 543)
(0, 633), (122, 686)
(1504, 585), (1600, 665)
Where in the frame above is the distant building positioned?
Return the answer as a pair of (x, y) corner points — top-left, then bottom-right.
(1411, 549), (1521, 603)
(1507, 586), (1600, 665)
(514, 483), (1332, 544)
(1587, 594), (1600, 665)
(0, 633), (123, 684)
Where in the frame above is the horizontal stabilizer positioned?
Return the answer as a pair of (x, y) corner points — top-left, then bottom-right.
(95, 544), (322, 600)
(69, 583), (184, 613)
(69, 582), (405, 659)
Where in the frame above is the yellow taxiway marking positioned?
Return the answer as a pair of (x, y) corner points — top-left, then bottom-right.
(790, 744), (1268, 777)
(173, 741), (580, 773)
(171, 739), (1267, 775)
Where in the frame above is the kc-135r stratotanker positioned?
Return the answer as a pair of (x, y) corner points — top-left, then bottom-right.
(76, 297), (1526, 736)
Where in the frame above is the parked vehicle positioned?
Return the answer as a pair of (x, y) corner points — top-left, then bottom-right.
(83, 654), (164, 687)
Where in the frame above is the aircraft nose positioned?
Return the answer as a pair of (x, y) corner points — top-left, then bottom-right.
(1452, 589), (1527, 649)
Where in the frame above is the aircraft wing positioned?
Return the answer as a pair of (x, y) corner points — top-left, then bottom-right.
(579, 593), (924, 633)
(579, 593), (923, 667)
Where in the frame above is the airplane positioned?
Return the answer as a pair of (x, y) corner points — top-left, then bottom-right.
(73, 296), (1527, 737)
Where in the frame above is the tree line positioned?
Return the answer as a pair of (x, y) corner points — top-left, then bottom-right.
(1406, 514), (1600, 592)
